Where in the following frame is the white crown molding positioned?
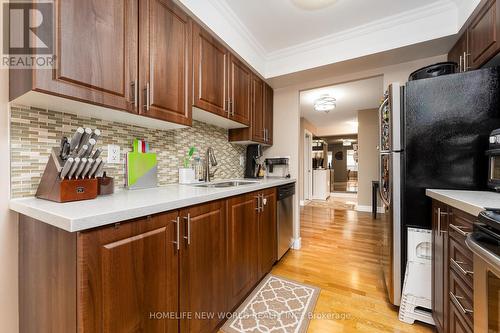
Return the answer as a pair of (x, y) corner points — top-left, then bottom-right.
(264, 0), (458, 77)
(207, 0), (268, 58)
(266, 0), (457, 61)
(180, 0), (465, 79)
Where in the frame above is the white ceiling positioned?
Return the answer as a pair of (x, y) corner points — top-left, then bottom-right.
(178, 0), (480, 78)
(221, 0), (442, 53)
(300, 76), (383, 135)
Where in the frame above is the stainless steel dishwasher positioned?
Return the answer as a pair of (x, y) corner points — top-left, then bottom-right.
(277, 183), (295, 260)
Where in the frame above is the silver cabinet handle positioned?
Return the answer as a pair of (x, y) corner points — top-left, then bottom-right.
(130, 80), (138, 107)
(450, 292), (473, 314)
(144, 82), (150, 112)
(450, 258), (473, 276)
(437, 208), (448, 234)
(183, 213), (191, 245)
(254, 195), (262, 212)
(225, 100), (230, 115)
(449, 223), (471, 237)
(463, 52), (470, 71)
(230, 100), (234, 117)
(459, 55), (463, 72)
(172, 216), (180, 251)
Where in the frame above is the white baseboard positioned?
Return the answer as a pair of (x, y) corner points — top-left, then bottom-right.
(356, 205), (385, 214)
(292, 237), (301, 250)
(330, 192), (357, 198)
(299, 200), (310, 206)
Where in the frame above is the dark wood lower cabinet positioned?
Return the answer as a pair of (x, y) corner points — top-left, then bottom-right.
(78, 212), (179, 333)
(258, 188), (277, 278)
(180, 201), (227, 333)
(431, 200), (476, 333)
(432, 200), (449, 333)
(226, 193), (260, 310)
(19, 188), (280, 333)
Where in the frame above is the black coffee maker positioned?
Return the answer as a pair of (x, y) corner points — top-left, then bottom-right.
(245, 144), (262, 178)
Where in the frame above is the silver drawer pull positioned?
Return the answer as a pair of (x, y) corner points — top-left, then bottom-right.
(172, 216), (180, 251)
(450, 292), (473, 315)
(450, 258), (473, 276)
(183, 213), (191, 245)
(449, 223), (471, 237)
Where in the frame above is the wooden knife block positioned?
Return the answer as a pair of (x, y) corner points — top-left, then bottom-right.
(36, 149), (98, 203)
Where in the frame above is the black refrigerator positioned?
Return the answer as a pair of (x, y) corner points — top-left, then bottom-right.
(381, 67), (500, 306)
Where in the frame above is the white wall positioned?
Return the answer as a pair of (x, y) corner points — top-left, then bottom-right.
(263, 89), (301, 247)
(268, 55), (446, 245)
(0, 3), (19, 331)
(357, 109), (380, 209)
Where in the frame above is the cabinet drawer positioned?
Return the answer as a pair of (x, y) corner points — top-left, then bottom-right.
(449, 270), (474, 330)
(449, 236), (474, 288)
(449, 208), (474, 244)
(449, 299), (474, 333)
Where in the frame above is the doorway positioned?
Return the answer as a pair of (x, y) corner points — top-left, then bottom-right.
(303, 130), (313, 202)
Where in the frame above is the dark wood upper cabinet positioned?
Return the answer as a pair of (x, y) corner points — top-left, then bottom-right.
(251, 75), (266, 143)
(227, 193), (259, 310)
(192, 23), (229, 118)
(264, 83), (274, 145)
(469, 0), (500, 69)
(179, 201), (227, 333)
(78, 212), (179, 333)
(449, 31), (469, 72)
(258, 188), (277, 278)
(448, 0), (500, 70)
(139, 0), (192, 125)
(228, 80), (273, 145)
(11, 0), (139, 113)
(432, 200), (449, 333)
(228, 55), (252, 126)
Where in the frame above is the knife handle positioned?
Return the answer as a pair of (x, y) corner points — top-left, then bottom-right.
(60, 158), (74, 179)
(91, 129), (101, 142)
(86, 138), (96, 158)
(79, 128), (93, 148)
(94, 160), (105, 178)
(67, 158), (81, 179)
(92, 148), (102, 160)
(81, 158), (94, 179)
(76, 145), (88, 158)
(88, 158), (102, 178)
(74, 158), (87, 179)
(69, 128), (84, 151)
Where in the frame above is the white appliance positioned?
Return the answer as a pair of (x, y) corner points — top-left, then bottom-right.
(379, 82), (403, 306)
(312, 169), (330, 200)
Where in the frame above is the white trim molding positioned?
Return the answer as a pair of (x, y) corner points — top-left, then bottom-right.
(356, 205), (385, 214)
(292, 237), (302, 250)
(178, 0), (476, 79)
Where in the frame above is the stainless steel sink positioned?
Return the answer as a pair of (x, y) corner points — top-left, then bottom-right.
(193, 181), (259, 188)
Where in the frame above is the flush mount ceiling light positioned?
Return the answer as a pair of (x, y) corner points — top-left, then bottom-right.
(314, 94), (336, 113)
(291, 0), (338, 10)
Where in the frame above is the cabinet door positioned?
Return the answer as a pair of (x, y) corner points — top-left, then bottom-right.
(469, 0), (500, 69)
(228, 55), (251, 126)
(78, 212), (179, 333)
(227, 193), (259, 310)
(180, 201), (227, 333)
(432, 200), (449, 333)
(251, 75), (265, 143)
(448, 32), (468, 72)
(36, 0), (138, 112)
(139, 0), (192, 125)
(258, 188), (277, 278)
(193, 23), (229, 118)
(264, 83), (274, 145)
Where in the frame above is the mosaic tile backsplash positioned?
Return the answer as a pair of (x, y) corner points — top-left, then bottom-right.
(10, 105), (246, 198)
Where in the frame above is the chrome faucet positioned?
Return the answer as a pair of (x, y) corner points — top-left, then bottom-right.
(204, 147), (218, 182)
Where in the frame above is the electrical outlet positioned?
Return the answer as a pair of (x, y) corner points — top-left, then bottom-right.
(107, 144), (121, 164)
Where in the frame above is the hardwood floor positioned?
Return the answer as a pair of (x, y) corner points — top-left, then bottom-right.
(271, 205), (434, 333)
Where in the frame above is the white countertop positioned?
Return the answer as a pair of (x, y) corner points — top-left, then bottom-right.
(10, 178), (295, 232)
(426, 189), (500, 216)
